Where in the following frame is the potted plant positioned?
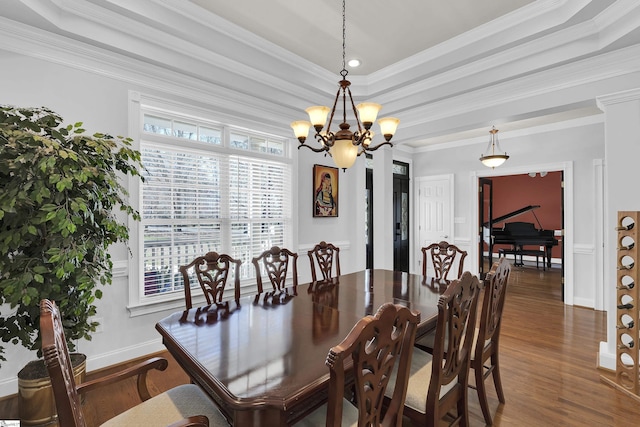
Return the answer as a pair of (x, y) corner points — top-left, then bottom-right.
(0, 105), (143, 423)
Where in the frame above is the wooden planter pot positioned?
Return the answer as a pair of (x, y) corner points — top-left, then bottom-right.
(18, 353), (86, 426)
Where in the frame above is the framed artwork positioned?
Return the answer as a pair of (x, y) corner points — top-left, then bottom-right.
(313, 164), (338, 217)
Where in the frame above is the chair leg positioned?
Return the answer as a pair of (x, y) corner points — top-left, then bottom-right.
(475, 364), (493, 425)
(492, 353), (505, 404)
(458, 387), (470, 427)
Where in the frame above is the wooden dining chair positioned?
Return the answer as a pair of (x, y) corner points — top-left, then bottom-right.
(385, 271), (481, 427)
(421, 240), (468, 280)
(252, 246), (298, 292)
(307, 241), (341, 282)
(39, 299), (228, 427)
(295, 303), (420, 427)
(180, 252), (242, 309)
(471, 256), (511, 425)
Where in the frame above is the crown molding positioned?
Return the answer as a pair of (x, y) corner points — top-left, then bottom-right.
(368, 0), (592, 86)
(396, 43), (640, 130)
(4, 0), (640, 145)
(18, 0), (337, 100)
(0, 16), (306, 129)
(596, 87), (640, 108)
(413, 113), (604, 153)
(371, 3), (640, 105)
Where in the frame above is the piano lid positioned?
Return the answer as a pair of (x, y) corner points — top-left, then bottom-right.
(482, 205), (541, 228)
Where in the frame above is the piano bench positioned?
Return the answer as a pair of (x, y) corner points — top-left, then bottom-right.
(498, 248), (546, 270)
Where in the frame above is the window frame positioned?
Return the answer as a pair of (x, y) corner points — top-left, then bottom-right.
(126, 92), (296, 316)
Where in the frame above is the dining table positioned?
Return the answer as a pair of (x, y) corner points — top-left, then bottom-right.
(155, 269), (448, 426)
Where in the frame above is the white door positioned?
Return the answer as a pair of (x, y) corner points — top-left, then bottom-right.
(416, 175), (453, 275)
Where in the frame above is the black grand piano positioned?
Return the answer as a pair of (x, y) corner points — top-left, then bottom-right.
(483, 205), (559, 268)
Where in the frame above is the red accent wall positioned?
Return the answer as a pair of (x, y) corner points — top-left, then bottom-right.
(491, 171), (562, 258)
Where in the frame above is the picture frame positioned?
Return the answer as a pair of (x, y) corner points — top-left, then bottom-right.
(313, 164), (338, 217)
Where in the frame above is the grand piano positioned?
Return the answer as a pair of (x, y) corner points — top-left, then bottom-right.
(483, 205), (559, 268)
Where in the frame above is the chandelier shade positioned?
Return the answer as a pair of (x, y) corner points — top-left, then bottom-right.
(480, 126), (509, 168)
(330, 138), (359, 169)
(290, 0), (399, 170)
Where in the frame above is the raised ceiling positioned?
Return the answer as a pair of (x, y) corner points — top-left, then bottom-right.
(1, 0), (640, 149)
(189, 0), (534, 76)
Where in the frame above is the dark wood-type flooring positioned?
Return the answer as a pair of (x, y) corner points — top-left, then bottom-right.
(2, 264), (640, 426)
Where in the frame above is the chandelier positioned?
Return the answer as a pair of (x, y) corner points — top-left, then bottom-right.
(290, 0), (400, 170)
(479, 126), (509, 168)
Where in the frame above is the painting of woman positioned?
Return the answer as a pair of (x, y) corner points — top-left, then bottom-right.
(313, 165), (338, 217)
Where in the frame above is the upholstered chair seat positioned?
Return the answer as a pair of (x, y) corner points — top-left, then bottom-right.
(102, 384), (228, 427)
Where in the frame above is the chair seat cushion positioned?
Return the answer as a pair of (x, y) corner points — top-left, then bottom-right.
(294, 397), (359, 427)
(470, 327), (493, 362)
(102, 384), (228, 427)
(385, 348), (456, 414)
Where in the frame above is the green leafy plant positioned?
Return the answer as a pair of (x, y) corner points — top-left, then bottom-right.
(0, 105), (143, 364)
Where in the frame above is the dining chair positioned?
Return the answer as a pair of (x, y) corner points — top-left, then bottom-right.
(180, 252), (242, 309)
(385, 271), (481, 427)
(252, 246), (298, 293)
(307, 241), (341, 282)
(422, 240), (468, 281)
(471, 257), (511, 425)
(39, 299), (228, 427)
(295, 303), (421, 427)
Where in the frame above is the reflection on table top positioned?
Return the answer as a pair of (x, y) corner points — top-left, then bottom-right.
(155, 269), (447, 425)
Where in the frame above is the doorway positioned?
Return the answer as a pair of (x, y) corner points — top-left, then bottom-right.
(479, 177), (493, 279)
(393, 161), (409, 272)
(365, 160), (373, 270)
(416, 175), (454, 275)
(479, 172), (565, 298)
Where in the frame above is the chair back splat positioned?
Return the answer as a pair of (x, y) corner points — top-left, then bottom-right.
(472, 257), (511, 424)
(252, 246), (298, 292)
(308, 241), (341, 282)
(421, 240), (468, 280)
(180, 252), (242, 309)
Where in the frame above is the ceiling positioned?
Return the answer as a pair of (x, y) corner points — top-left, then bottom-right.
(2, 0), (640, 150)
(189, 0), (534, 76)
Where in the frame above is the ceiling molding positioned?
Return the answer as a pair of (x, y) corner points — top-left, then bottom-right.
(0, 16), (299, 134)
(3, 0), (640, 148)
(409, 113), (604, 153)
(368, 0), (592, 87)
(395, 43), (640, 130)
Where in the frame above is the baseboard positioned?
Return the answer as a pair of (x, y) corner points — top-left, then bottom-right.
(85, 338), (165, 372)
(572, 297), (595, 308)
(0, 339), (165, 398)
(598, 341), (616, 371)
(0, 377), (18, 400)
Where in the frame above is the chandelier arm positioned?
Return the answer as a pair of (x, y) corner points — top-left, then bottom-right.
(363, 141), (393, 152)
(314, 132), (334, 149)
(298, 142), (330, 153)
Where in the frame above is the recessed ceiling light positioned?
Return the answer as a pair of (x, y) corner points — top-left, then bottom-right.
(348, 59), (361, 68)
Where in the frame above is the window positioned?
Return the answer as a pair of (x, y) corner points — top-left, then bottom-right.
(136, 108), (292, 304)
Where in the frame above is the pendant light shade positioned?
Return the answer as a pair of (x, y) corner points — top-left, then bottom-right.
(480, 126), (509, 168)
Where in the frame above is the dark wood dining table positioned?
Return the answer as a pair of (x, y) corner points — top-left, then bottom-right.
(155, 269), (447, 426)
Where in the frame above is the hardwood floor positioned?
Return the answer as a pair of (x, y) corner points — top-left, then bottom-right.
(2, 264), (640, 426)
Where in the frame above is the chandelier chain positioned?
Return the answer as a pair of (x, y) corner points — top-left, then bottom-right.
(341, 0), (347, 77)
(290, 0), (399, 170)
